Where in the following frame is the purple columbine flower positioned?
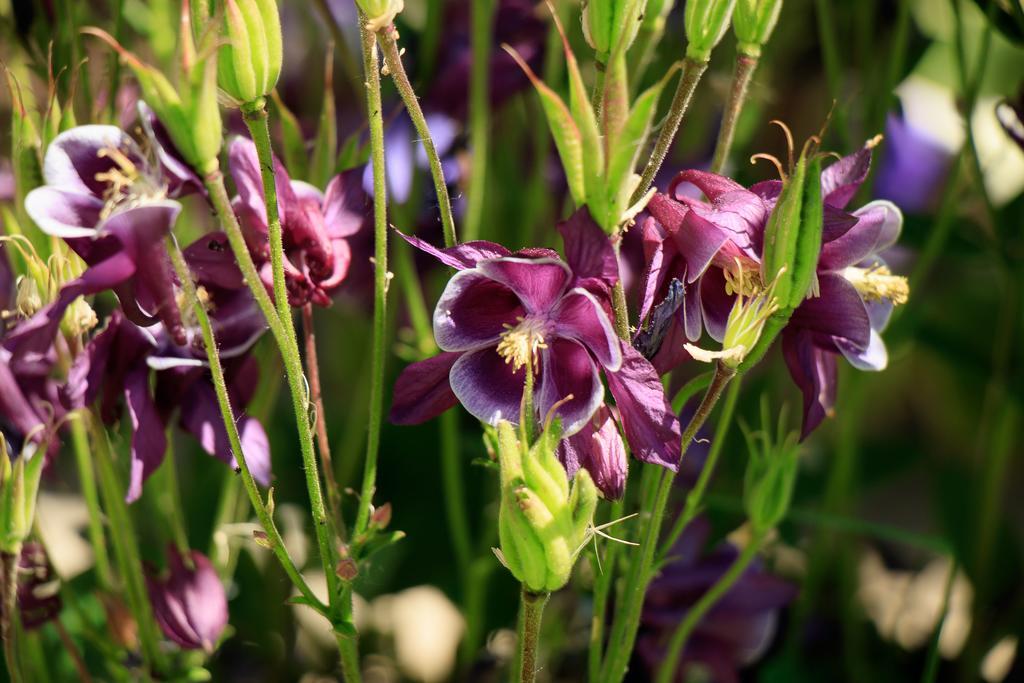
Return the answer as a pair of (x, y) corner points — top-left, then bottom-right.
(642, 141), (906, 437)
(874, 112), (953, 214)
(389, 209), (680, 498)
(12, 124), (192, 361)
(363, 111), (460, 206)
(146, 546), (228, 652)
(229, 137), (367, 307)
(637, 517), (797, 683)
(68, 233), (270, 502)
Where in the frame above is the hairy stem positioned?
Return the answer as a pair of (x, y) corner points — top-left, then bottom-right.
(514, 589), (549, 683)
(600, 362), (736, 683)
(166, 237), (327, 615)
(588, 497), (624, 681)
(303, 303), (345, 533)
(655, 534), (763, 683)
(710, 52), (759, 174)
(631, 56), (708, 205)
(1, 551), (21, 683)
(377, 25), (458, 249)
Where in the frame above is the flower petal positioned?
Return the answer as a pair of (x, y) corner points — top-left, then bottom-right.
(557, 207), (619, 285)
(537, 339), (604, 437)
(700, 269), (734, 343)
(836, 328), (888, 371)
(819, 200), (903, 270)
(557, 406), (627, 499)
(821, 145), (872, 209)
(449, 346), (526, 426)
(647, 194), (730, 282)
(476, 257), (572, 313)
(781, 330), (838, 439)
(606, 343), (681, 470)
(124, 367), (168, 503)
(43, 125), (144, 197)
(389, 352), (461, 424)
(550, 288), (621, 371)
(433, 270), (524, 351)
(395, 228), (512, 269)
(669, 169), (747, 202)
(24, 187), (103, 238)
(322, 170), (369, 239)
(789, 273), (871, 349)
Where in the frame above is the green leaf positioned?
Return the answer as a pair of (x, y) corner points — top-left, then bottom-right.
(271, 90), (310, 181)
(505, 46), (586, 204)
(309, 45), (338, 188)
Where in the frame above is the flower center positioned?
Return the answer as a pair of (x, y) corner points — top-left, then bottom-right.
(496, 317), (549, 372)
(94, 146), (167, 219)
(724, 258), (765, 297)
(841, 265), (909, 305)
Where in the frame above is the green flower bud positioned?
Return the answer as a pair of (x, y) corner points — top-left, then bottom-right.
(356, 0), (405, 32)
(684, 0), (737, 62)
(494, 420), (597, 593)
(583, 0), (643, 58)
(0, 437), (45, 555)
(733, 0), (782, 57)
(14, 276), (42, 319)
(218, 0), (283, 107)
(758, 130), (823, 311)
(741, 400), (800, 534)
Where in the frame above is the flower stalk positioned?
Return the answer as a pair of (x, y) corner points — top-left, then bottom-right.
(1, 550), (21, 683)
(302, 303), (344, 532)
(710, 53), (758, 174)
(514, 588), (549, 683)
(69, 418), (113, 589)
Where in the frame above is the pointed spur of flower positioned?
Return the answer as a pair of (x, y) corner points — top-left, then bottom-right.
(390, 209), (681, 497)
(146, 546), (228, 652)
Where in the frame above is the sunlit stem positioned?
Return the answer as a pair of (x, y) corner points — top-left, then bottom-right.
(69, 418), (113, 589)
(711, 52), (759, 175)
(514, 588), (549, 683)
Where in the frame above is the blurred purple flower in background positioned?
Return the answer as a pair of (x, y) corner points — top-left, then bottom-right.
(874, 112), (953, 213)
(637, 518), (796, 683)
(363, 111), (459, 206)
(146, 546), (228, 652)
(390, 210), (680, 498)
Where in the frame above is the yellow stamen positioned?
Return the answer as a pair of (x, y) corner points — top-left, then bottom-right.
(723, 257), (764, 298)
(496, 317), (548, 372)
(842, 265), (909, 305)
(94, 146), (167, 219)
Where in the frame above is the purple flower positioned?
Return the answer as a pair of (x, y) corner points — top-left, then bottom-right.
(12, 125), (190, 362)
(389, 209), (681, 498)
(642, 142), (906, 436)
(874, 112), (953, 213)
(363, 111), (460, 206)
(637, 518), (797, 683)
(229, 137), (367, 307)
(146, 546), (228, 652)
(69, 234), (270, 502)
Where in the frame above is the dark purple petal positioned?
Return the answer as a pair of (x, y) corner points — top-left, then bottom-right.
(647, 194), (731, 283)
(819, 200), (903, 271)
(449, 346), (526, 426)
(557, 406), (627, 499)
(550, 289), (621, 371)
(24, 187), (104, 238)
(0, 358), (45, 442)
(228, 137), (295, 229)
(476, 258), (572, 313)
(433, 270), (524, 351)
(395, 228), (511, 269)
(42, 125), (144, 198)
(605, 343), (681, 470)
(536, 339), (604, 437)
(557, 207), (619, 285)
(648, 309), (694, 376)
(638, 216), (672, 321)
(179, 381), (272, 487)
(821, 145), (872, 209)
(182, 232), (244, 290)
(782, 330), (838, 439)
(789, 273), (871, 348)
(699, 269), (734, 343)
(389, 352), (461, 424)
(124, 367), (168, 503)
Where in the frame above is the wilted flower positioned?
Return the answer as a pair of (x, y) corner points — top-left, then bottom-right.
(637, 517), (797, 683)
(390, 209), (680, 498)
(146, 546), (228, 652)
(641, 140), (907, 436)
(68, 233), (270, 502)
(229, 137), (367, 306)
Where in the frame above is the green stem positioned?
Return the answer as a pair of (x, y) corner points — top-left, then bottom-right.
(165, 237), (327, 616)
(813, 0), (850, 147)
(710, 52), (758, 175)
(89, 414), (165, 672)
(658, 377), (742, 561)
(514, 589), (549, 683)
(610, 280), (631, 341)
(353, 19), (389, 542)
(465, 0), (496, 242)
(655, 534), (763, 683)
(600, 362), (736, 683)
(2, 550), (22, 683)
(631, 56), (708, 205)
(303, 303), (345, 535)
(69, 417), (113, 589)
(921, 559), (958, 683)
(588, 497), (624, 682)
(440, 410), (473, 577)
(377, 25), (458, 249)
(158, 438), (191, 558)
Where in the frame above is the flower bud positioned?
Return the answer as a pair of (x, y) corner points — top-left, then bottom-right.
(494, 420), (597, 593)
(759, 141), (823, 311)
(357, 0), (405, 32)
(0, 437), (45, 555)
(684, 0), (737, 62)
(583, 0), (642, 58)
(733, 0), (782, 57)
(218, 0), (283, 107)
(742, 401), (800, 534)
(14, 276), (42, 319)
